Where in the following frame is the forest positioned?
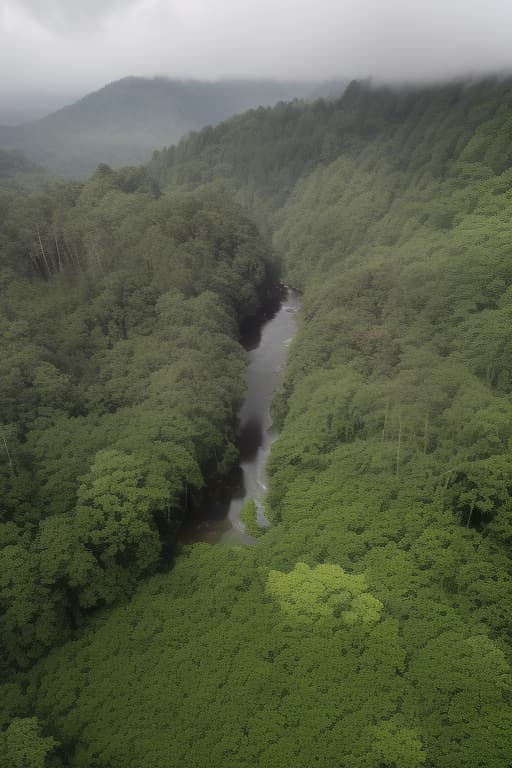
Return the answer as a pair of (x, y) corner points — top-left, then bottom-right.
(0, 77), (345, 177)
(2, 78), (512, 767)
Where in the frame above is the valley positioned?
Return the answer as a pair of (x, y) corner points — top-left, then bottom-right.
(2, 78), (512, 767)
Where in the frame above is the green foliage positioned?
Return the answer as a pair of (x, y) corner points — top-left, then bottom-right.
(18, 548), (411, 768)
(0, 168), (275, 669)
(147, 76), (512, 766)
(5, 77), (512, 768)
(239, 498), (265, 537)
(0, 718), (58, 768)
(0, 149), (52, 193)
(266, 562), (382, 625)
(0, 77), (345, 177)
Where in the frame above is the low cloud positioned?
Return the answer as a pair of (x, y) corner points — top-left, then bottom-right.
(2, 0), (512, 118)
(6, 0), (137, 34)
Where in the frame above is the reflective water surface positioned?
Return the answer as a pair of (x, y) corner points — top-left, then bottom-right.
(180, 288), (301, 545)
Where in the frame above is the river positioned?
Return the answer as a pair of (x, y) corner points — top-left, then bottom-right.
(179, 287), (301, 545)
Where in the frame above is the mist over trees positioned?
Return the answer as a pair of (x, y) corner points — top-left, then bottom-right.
(2, 78), (512, 766)
(0, 77), (346, 177)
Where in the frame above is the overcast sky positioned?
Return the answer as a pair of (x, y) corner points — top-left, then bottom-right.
(2, 0), (512, 120)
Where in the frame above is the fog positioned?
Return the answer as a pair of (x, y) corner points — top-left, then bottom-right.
(2, 0), (512, 121)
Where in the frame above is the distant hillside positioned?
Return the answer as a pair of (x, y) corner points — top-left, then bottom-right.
(0, 148), (52, 192)
(0, 77), (346, 177)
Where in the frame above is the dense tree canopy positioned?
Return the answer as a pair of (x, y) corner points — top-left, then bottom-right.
(0, 165), (277, 672)
(3, 78), (512, 767)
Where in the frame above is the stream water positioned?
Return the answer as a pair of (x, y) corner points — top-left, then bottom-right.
(179, 287), (301, 545)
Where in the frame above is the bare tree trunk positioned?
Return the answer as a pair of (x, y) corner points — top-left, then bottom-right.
(1, 430), (14, 473)
(48, 247), (58, 274)
(29, 251), (44, 277)
(395, 405), (402, 476)
(37, 225), (51, 276)
(55, 235), (63, 271)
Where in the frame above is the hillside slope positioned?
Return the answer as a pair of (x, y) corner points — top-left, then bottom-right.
(0, 148), (52, 192)
(0, 77), (346, 177)
(3, 79), (512, 767)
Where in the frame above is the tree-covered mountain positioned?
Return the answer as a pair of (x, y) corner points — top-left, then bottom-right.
(3, 78), (512, 767)
(0, 149), (52, 192)
(0, 76), (346, 178)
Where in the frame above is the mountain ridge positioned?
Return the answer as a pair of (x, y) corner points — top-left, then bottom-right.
(0, 76), (347, 177)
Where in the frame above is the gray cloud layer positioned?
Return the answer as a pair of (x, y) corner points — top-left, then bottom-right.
(2, 0), (512, 113)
